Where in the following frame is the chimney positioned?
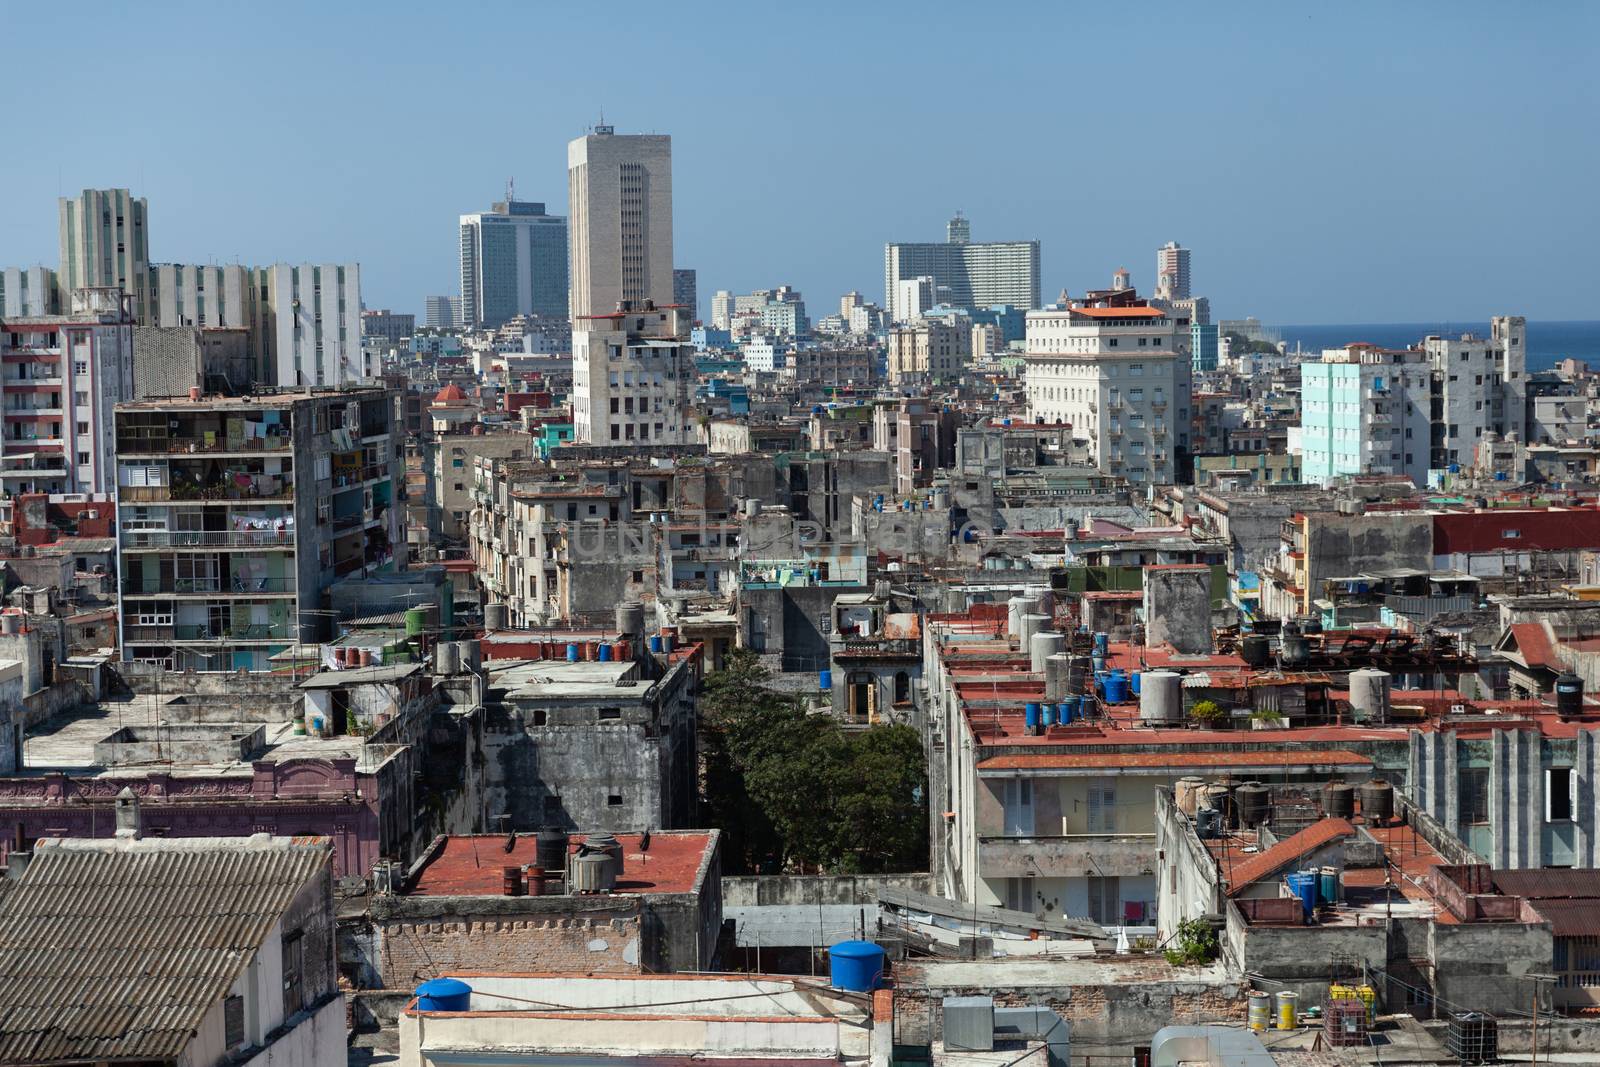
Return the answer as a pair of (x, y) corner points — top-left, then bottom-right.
(114, 787), (140, 839)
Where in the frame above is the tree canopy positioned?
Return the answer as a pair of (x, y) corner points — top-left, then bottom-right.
(701, 650), (928, 874)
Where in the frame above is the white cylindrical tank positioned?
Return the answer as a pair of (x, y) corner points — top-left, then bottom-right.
(457, 639), (482, 672)
(1174, 775), (1208, 816)
(435, 641), (460, 676)
(1025, 585), (1054, 618)
(1140, 670), (1184, 723)
(1019, 612), (1052, 649)
(1031, 631), (1065, 674)
(1007, 596), (1032, 638)
(1348, 669), (1391, 723)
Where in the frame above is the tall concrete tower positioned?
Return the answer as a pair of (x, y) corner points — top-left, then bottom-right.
(59, 188), (151, 324)
(1155, 241), (1190, 301)
(567, 127), (674, 321)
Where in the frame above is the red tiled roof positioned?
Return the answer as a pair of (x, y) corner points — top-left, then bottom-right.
(979, 749), (1371, 771)
(1225, 818), (1356, 896)
(1506, 622), (1558, 670)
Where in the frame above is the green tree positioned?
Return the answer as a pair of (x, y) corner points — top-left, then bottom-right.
(700, 650), (928, 874)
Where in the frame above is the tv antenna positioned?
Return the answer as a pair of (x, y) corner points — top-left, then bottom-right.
(506, 177), (515, 203)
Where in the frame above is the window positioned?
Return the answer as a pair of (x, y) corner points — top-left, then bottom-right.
(597, 707), (622, 720)
(224, 994), (246, 1048)
(75, 391), (88, 405)
(1548, 767), (1574, 822)
(73, 360), (87, 376)
(282, 931), (304, 1013)
(607, 793), (623, 806)
(1459, 766), (1490, 824)
(1502, 529), (1521, 539)
(453, 482), (463, 491)
(532, 709), (548, 726)
(77, 421), (88, 434)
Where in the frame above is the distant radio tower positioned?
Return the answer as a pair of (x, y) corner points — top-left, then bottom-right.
(507, 177), (515, 202)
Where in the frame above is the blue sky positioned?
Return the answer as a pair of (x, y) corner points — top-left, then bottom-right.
(2, 0), (1596, 324)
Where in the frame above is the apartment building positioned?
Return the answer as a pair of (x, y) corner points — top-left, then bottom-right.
(1298, 345), (1432, 486)
(1023, 304), (1184, 484)
(459, 198), (569, 328)
(1425, 316), (1528, 469)
(0, 266), (58, 317)
(884, 215), (1040, 321)
(58, 188), (151, 324)
(887, 319), (970, 386)
(571, 303), (694, 445)
(115, 387), (401, 671)
(0, 287), (134, 495)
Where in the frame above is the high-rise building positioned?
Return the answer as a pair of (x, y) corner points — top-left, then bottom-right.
(840, 291), (865, 321)
(893, 276), (935, 322)
(1424, 317), (1527, 469)
(673, 268), (698, 322)
(362, 309), (415, 344)
(1191, 323), (1220, 373)
(0, 287), (134, 495)
(1298, 345), (1431, 486)
(884, 215), (1039, 322)
(567, 127), (674, 320)
(458, 198), (568, 328)
(114, 386), (402, 671)
(261, 264), (367, 387)
(1023, 302), (1184, 484)
(0, 266), (59, 317)
(888, 319), (971, 386)
(1155, 241), (1191, 301)
(59, 189), (152, 324)
(710, 290), (735, 330)
(425, 295), (461, 329)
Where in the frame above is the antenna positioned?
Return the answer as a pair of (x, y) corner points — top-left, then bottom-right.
(507, 177), (515, 203)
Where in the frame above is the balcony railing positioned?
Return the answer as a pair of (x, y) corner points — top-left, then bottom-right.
(121, 529), (295, 549)
(120, 481), (294, 503)
(123, 576), (297, 595)
(115, 435), (291, 455)
(173, 623), (292, 641)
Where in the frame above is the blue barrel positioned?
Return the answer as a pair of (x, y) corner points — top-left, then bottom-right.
(1286, 872), (1317, 922)
(648, 635), (663, 654)
(819, 669), (833, 692)
(415, 977), (472, 1011)
(566, 643), (579, 662)
(1130, 671), (1142, 696)
(1024, 702), (1041, 730)
(1318, 867), (1340, 905)
(1104, 671), (1129, 704)
(1058, 702), (1074, 724)
(829, 940), (886, 991)
(598, 643), (613, 662)
(1093, 632), (1110, 655)
(1040, 703), (1056, 727)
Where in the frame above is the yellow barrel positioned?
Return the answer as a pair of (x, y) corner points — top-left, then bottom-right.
(1276, 990), (1299, 1029)
(1248, 991), (1271, 1031)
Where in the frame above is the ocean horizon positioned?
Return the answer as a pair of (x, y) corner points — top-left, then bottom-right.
(1267, 320), (1600, 372)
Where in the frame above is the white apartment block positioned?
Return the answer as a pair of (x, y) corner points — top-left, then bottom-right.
(1024, 305), (1183, 484)
(710, 290), (735, 329)
(0, 287), (134, 495)
(1299, 346), (1432, 486)
(0, 267), (58, 317)
(263, 264), (367, 387)
(884, 218), (1040, 321)
(567, 128), (674, 320)
(741, 335), (780, 373)
(572, 304), (693, 445)
(892, 276), (935, 323)
(1424, 316), (1527, 469)
(888, 320), (970, 386)
(59, 188), (151, 324)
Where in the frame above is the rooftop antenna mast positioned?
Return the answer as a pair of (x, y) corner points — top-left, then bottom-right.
(507, 177), (515, 203)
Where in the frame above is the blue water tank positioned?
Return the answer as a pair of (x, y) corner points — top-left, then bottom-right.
(819, 669), (833, 692)
(648, 635), (663, 653)
(1093, 632), (1110, 655)
(1024, 702), (1041, 729)
(1103, 671), (1130, 705)
(598, 643), (614, 662)
(829, 940), (886, 991)
(415, 977), (472, 1012)
(566, 643), (580, 662)
(1058, 701), (1074, 724)
(1286, 872), (1317, 922)
(1130, 671), (1142, 697)
(1002, 417), (1012, 427)
(1040, 703), (1056, 727)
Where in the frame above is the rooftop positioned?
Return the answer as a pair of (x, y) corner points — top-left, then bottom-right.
(406, 830), (717, 897)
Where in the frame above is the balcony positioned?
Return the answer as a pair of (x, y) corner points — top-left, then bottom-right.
(834, 636), (919, 660)
(122, 576), (297, 596)
(172, 623), (293, 642)
(977, 833), (1156, 879)
(120, 477), (293, 503)
(115, 433), (291, 456)
(120, 529), (295, 550)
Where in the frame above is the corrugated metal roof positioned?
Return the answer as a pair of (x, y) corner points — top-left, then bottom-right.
(1527, 898), (1600, 937)
(1491, 868), (1600, 899)
(0, 836), (330, 1063)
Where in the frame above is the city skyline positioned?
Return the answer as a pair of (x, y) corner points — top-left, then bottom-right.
(2, 1), (1596, 325)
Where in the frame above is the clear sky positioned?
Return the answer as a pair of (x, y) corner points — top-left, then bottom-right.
(2, 0), (1596, 324)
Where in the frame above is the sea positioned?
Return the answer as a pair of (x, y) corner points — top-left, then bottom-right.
(1270, 320), (1600, 373)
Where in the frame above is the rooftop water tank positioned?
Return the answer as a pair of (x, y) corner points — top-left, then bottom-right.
(1348, 669), (1391, 723)
(484, 602), (509, 633)
(829, 940), (886, 991)
(1019, 613), (1051, 649)
(535, 827), (569, 872)
(1556, 672), (1584, 721)
(1359, 780), (1394, 824)
(1139, 670), (1183, 723)
(1322, 782), (1356, 820)
(1240, 634), (1272, 668)
(415, 977), (472, 1012)
(1030, 631), (1065, 673)
(434, 641), (459, 676)
(1235, 782), (1270, 828)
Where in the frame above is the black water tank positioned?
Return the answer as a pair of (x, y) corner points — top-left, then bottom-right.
(1446, 1012), (1497, 1065)
(1322, 782), (1356, 820)
(535, 827), (570, 872)
(1300, 616), (1324, 635)
(1240, 634), (1272, 668)
(1235, 782), (1270, 828)
(1359, 780), (1394, 824)
(1556, 672), (1584, 721)
(1280, 621), (1309, 666)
